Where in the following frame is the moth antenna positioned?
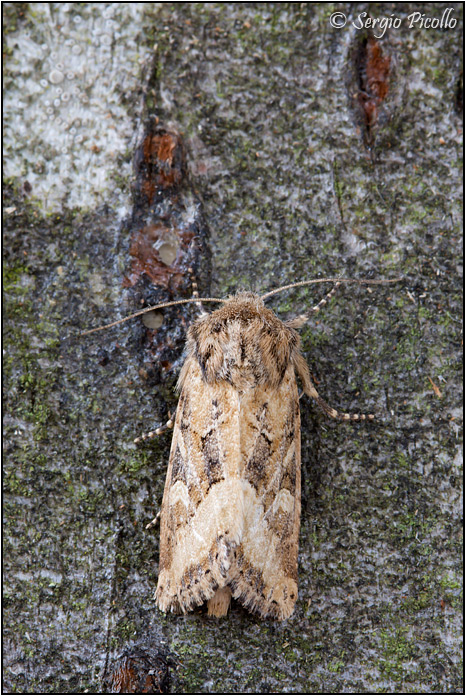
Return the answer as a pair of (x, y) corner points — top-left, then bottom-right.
(261, 276), (402, 301)
(80, 297), (225, 336)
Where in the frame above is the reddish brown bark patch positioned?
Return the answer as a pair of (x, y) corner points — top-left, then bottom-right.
(124, 124), (208, 293)
(123, 121), (211, 371)
(355, 36), (391, 143)
(109, 647), (170, 694)
(139, 128), (186, 204)
(123, 222), (194, 290)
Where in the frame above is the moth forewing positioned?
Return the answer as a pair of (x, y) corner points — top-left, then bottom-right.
(155, 356), (245, 614)
(154, 292), (303, 619)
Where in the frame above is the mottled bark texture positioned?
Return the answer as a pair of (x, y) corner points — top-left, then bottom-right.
(3, 3), (462, 693)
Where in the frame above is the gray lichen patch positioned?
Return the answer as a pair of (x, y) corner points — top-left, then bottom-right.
(3, 3), (153, 214)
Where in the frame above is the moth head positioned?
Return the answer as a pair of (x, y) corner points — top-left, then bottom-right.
(186, 292), (299, 389)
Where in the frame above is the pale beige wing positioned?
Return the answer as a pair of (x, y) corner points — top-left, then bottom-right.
(155, 356), (244, 614)
(229, 364), (301, 620)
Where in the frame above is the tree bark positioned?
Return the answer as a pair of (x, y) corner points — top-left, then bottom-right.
(3, 3), (463, 693)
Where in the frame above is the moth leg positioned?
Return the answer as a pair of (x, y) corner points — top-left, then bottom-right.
(207, 587), (232, 618)
(287, 282), (341, 328)
(306, 377), (375, 421)
(294, 352), (375, 421)
(134, 414), (174, 444)
(310, 281), (341, 314)
(145, 510), (160, 530)
(188, 266), (208, 317)
(138, 413), (174, 529)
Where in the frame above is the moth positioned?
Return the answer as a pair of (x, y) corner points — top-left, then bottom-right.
(83, 276), (399, 620)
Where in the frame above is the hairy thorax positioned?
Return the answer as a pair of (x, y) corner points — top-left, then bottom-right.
(180, 292), (301, 393)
